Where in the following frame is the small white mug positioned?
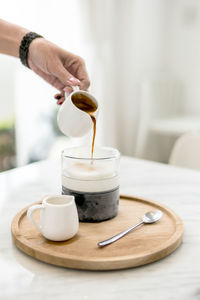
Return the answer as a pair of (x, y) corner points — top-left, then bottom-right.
(57, 86), (98, 137)
(27, 195), (79, 241)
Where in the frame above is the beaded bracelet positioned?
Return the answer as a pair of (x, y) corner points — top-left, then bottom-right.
(19, 32), (43, 68)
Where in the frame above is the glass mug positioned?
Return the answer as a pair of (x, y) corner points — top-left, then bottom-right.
(61, 146), (120, 222)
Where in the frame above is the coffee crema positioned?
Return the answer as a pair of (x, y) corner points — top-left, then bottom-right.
(71, 93), (97, 160)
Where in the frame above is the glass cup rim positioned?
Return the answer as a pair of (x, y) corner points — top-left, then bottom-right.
(62, 146), (120, 161)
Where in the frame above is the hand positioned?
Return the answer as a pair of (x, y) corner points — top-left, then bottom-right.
(28, 38), (90, 104)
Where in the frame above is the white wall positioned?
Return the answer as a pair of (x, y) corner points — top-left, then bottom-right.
(167, 0), (200, 115)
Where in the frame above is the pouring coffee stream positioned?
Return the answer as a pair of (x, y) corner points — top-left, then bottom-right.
(71, 93), (97, 160)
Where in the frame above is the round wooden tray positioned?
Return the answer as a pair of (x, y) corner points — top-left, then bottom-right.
(11, 195), (184, 270)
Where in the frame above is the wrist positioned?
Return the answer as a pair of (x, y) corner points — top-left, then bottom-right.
(19, 32), (44, 68)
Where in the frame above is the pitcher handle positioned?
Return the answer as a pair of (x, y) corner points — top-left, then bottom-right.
(27, 204), (44, 233)
(72, 85), (80, 92)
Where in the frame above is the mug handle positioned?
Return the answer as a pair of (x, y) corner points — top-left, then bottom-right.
(27, 204), (44, 233)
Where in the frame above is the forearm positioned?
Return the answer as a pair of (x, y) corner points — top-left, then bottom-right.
(0, 19), (29, 57)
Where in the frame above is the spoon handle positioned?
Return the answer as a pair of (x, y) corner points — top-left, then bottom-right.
(98, 221), (144, 247)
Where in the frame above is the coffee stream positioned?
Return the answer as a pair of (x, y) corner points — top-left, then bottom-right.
(71, 93), (97, 160)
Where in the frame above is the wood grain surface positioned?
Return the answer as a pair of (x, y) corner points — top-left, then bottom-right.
(11, 195), (184, 270)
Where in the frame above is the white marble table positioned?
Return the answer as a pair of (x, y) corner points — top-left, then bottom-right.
(0, 157), (200, 300)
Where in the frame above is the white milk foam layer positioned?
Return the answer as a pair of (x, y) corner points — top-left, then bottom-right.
(62, 162), (119, 192)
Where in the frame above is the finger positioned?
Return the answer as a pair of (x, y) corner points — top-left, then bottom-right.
(75, 60), (90, 90)
(80, 78), (90, 91)
(54, 91), (64, 99)
(63, 86), (73, 94)
(52, 61), (80, 87)
(54, 94), (62, 100)
(57, 97), (65, 105)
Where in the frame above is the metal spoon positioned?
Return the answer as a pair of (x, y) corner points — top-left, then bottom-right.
(98, 210), (163, 247)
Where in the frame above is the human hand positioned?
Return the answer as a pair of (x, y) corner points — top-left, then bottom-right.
(28, 38), (90, 104)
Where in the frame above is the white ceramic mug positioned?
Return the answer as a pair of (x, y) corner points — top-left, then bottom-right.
(57, 86), (99, 137)
(27, 195), (79, 241)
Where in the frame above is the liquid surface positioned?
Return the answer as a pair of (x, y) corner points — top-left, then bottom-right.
(71, 93), (97, 113)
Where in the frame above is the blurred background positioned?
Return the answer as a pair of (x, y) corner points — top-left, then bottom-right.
(1, 0), (200, 172)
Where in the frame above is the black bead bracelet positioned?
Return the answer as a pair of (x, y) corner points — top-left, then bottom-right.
(19, 32), (43, 68)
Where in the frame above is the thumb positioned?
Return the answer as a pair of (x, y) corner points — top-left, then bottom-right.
(52, 61), (80, 86)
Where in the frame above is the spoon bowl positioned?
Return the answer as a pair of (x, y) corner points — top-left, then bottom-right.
(142, 210), (163, 223)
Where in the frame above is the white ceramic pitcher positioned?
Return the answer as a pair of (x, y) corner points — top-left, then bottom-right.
(57, 86), (98, 137)
(27, 195), (79, 241)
